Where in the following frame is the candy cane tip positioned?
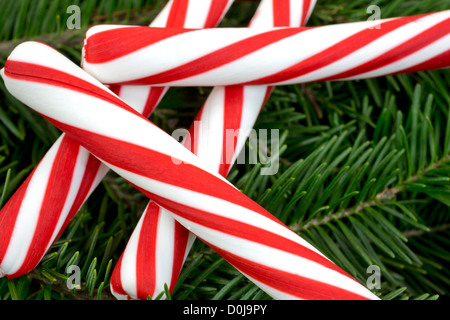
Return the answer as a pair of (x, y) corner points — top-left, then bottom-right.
(3, 42), (51, 74)
(110, 289), (130, 300)
(8, 41), (48, 58)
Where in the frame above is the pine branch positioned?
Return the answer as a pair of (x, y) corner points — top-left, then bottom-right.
(403, 223), (450, 239)
(295, 154), (450, 232)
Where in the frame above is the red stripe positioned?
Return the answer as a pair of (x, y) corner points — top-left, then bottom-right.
(301, 0), (311, 26)
(142, 87), (167, 118)
(4, 61), (140, 117)
(136, 202), (159, 299)
(166, 0), (188, 27)
(245, 14), (427, 85)
(110, 254), (128, 297)
(169, 219), (191, 293)
(57, 152), (102, 238)
(220, 86), (244, 177)
(11, 135), (80, 278)
(262, 87), (274, 108)
(108, 84), (122, 96)
(394, 48), (450, 75)
(204, 0), (229, 28)
(272, 0), (290, 27)
(209, 245), (370, 300)
(109, 66), (165, 118)
(186, 107), (205, 155)
(120, 28), (305, 85)
(84, 27), (193, 64)
(0, 169), (34, 275)
(319, 17), (450, 81)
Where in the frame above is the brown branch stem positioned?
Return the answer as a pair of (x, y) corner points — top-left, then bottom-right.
(291, 154), (450, 232)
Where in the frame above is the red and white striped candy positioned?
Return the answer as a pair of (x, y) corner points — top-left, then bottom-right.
(111, 0), (317, 300)
(82, 10), (450, 86)
(115, 0), (234, 115)
(0, 0), (233, 279)
(0, 135), (108, 278)
(110, 0), (235, 299)
(1, 41), (379, 300)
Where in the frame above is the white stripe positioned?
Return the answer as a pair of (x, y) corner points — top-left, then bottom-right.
(117, 85), (153, 114)
(305, 0), (316, 24)
(45, 142), (91, 254)
(87, 160), (110, 196)
(231, 86), (268, 167)
(149, 0), (174, 27)
(194, 87), (225, 173)
(289, 0), (303, 27)
(119, 207), (142, 299)
(249, 0), (274, 28)
(154, 207), (176, 298)
(184, 0), (213, 28)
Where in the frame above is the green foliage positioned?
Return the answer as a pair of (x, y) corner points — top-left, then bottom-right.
(0, 0), (449, 301)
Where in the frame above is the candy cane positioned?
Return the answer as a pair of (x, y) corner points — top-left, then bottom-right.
(111, 0), (317, 300)
(82, 10), (450, 87)
(0, 0), (233, 279)
(1, 41), (378, 300)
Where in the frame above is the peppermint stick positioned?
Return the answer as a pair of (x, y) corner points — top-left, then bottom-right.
(1, 41), (378, 300)
(111, 0), (317, 300)
(0, 0), (233, 279)
(82, 11), (450, 86)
